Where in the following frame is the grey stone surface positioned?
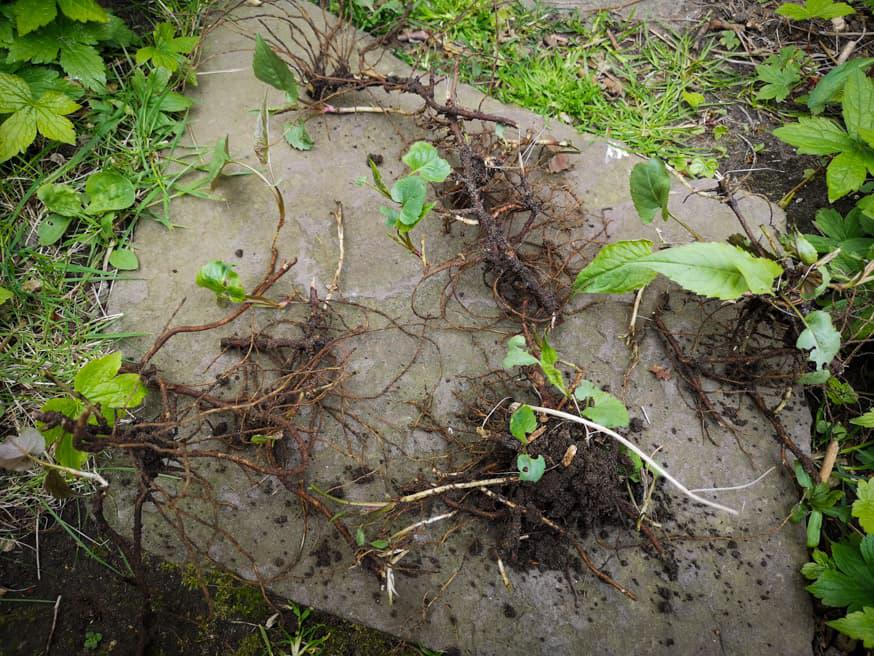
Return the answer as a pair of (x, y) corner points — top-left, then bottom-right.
(106, 3), (814, 655)
(523, 0), (701, 24)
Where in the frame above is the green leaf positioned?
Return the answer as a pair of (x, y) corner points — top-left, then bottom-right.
(827, 150), (869, 202)
(809, 58), (874, 114)
(573, 240), (657, 295)
(774, 117), (854, 155)
(842, 69), (874, 140)
(402, 141), (451, 182)
(0, 288), (13, 306)
(72, 352), (145, 410)
(797, 310), (841, 370)
(355, 527), (366, 546)
(851, 410), (874, 428)
(13, 0), (56, 36)
(369, 539), (389, 550)
(826, 377), (858, 406)
(859, 195), (874, 220)
(0, 72), (32, 113)
(37, 214), (72, 246)
(807, 510), (823, 547)
(574, 380), (629, 428)
(38, 397), (81, 449)
(0, 108), (37, 162)
(75, 351), (121, 395)
(390, 175), (427, 227)
(59, 41), (105, 90)
(196, 260), (246, 303)
(829, 608), (874, 648)
(57, 0), (109, 23)
(136, 23), (198, 72)
(509, 404), (536, 444)
(777, 0), (855, 19)
(794, 459), (813, 488)
(755, 47), (804, 102)
(369, 159), (390, 198)
(204, 135), (231, 188)
(37, 183), (81, 216)
(808, 540), (874, 612)
(502, 334), (538, 369)
(32, 91), (78, 144)
(283, 121), (313, 151)
(109, 248), (138, 271)
(799, 369), (831, 385)
(252, 34), (298, 102)
(854, 478), (874, 534)
(539, 338), (567, 397)
(637, 242), (784, 300)
(682, 91), (705, 109)
(517, 453), (545, 483)
(629, 158), (671, 223)
(85, 170), (135, 214)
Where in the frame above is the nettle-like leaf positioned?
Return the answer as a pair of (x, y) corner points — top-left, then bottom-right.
(797, 310), (841, 371)
(283, 120), (313, 151)
(629, 158), (671, 223)
(809, 58), (874, 114)
(85, 170), (135, 214)
(829, 608), (874, 648)
(774, 117), (855, 155)
(574, 241), (783, 300)
(135, 22), (198, 72)
(843, 69), (874, 141)
(252, 34), (298, 102)
(402, 141), (451, 182)
(851, 410), (874, 428)
(807, 537), (874, 612)
(517, 453), (545, 483)
(777, 0), (855, 20)
(502, 334), (538, 369)
(509, 404), (536, 444)
(853, 478), (874, 534)
(573, 380), (629, 428)
(0, 429), (46, 471)
(196, 260), (247, 303)
(0, 72), (79, 162)
(755, 47), (804, 102)
(827, 150), (869, 203)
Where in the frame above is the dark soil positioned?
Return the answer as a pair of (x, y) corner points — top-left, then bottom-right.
(0, 507), (422, 656)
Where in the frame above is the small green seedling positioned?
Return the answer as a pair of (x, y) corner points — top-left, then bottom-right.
(360, 141), (451, 260)
(84, 631), (103, 651)
(136, 22), (199, 72)
(195, 261), (285, 308)
(790, 460), (848, 547)
(509, 404), (545, 483)
(354, 527), (389, 550)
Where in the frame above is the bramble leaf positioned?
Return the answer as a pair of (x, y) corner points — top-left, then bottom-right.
(57, 0), (109, 23)
(402, 141), (451, 182)
(827, 150), (869, 202)
(252, 34), (298, 102)
(573, 240), (656, 295)
(842, 69), (874, 141)
(829, 608), (874, 648)
(510, 404), (536, 444)
(774, 117), (854, 155)
(196, 260), (247, 303)
(629, 158), (671, 223)
(517, 453), (545, 483)
(502, 335), (538, 369)
(808, 58), (874, 114)
(797, 310), (841, 370)
(13, 0), (57, 36)
(777, 0), (855, 20)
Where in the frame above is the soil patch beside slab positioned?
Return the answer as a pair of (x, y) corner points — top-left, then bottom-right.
(105, 3), (813, 654)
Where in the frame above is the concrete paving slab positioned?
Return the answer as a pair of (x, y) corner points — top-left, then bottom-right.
(522, 0), (701, 25)
(106, 3), (814, 654)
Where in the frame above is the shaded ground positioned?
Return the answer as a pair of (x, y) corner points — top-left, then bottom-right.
(0, 506), (426, 656)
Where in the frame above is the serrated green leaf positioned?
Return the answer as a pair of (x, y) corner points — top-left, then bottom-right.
(517, 453), (545, 483)
(851, 410), (874, 428)
(755, 47), (804, 102)
(13, 0), (56, 36)
(59, 40), (105, 90)
(196, 260), (246, 303)
(0, 72), (32, 113)
(37, 183), (81, 216)
(0, 108), (37, 162)
(502, 334), (538, 369)
(573, 240), (657, 295)
(842, 69), (874, 141)
(85, 170), (135, 214)
(136, 23), (197, 72)
(629, 158), (671, 223)
(829, 608), (874, 648)
(33, 104), (76, 144)
(807, 555), (874, 611)
(509, 404), (536, 444)
(777, 0), (855, 19)
(797, 310), (840, 370)
(827, 150), (869, 202)
(637, 242), (784, 300)
(57, 0), (108, 23)
(574, 380), (629, 428)
(859, 195), (874, 220)
(809, 58), (874, 114)
(853, 478), (874, 533)
(402, 141), (451, 182)
(109, 248), (138, 271)
(37, 214), (72, 246)
(774, 117), (854, 155)
(252, 34), (298, 102)
(283, 120), (313, 151)
(826, 377), (858, 406)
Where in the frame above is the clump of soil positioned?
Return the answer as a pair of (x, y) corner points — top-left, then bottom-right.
(494, 424), (633, 571)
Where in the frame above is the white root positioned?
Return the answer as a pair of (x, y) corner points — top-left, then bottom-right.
(515, 403), (739, 515)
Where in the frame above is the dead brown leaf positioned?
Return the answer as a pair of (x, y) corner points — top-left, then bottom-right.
(547, 153), (574, 174)
(649, 364), (672, 381)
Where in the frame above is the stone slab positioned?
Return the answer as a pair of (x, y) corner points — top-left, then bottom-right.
(523, 0), (702, 25)
(106, 3), (814, 655)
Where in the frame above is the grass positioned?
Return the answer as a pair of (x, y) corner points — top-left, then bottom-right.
(339, 0), (749, 170)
